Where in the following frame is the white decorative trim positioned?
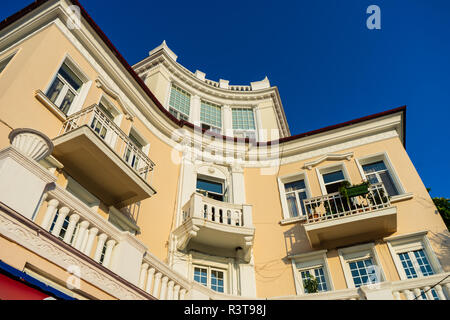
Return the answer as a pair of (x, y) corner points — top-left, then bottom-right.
(338, 242), (386, 289)
(95, 76), (135, 120)
(390, 192), (414, 203)
(0, 208), (147, 300)
(303, 152), (353, 170)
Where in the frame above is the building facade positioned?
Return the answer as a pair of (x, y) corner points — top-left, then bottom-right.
(0, 0), (448, 300)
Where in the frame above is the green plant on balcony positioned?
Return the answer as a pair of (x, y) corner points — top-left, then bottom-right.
(303, 273), (319, 294)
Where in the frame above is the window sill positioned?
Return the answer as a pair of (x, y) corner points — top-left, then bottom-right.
(390, 192), (414, 203)
(280, 216), (306, 225)
(34, 89), (67, 121)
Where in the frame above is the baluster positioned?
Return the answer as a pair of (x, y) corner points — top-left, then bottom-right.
(74, 221), (90, 250)
(179, 288), (186, 300)
(41, 199), (59, 231)
(173, 285), (180, 300)
(51, 206), (70, 237)
(139, 263), (149, 290)
(392, 291), (401, 300)
(424, 286), (435, 300)
(102, 239), (116, 268)
(63, 213), (80, 244)
(227, 210), (232, 225)
(402, 289), (414, 300)
(167, 280), (174, 300)
(434, 285), (446, 300)
(159, 276), (169, 300)
(413, 288), (423, 300)
(83, 227), (98, 256)
(145, 268), (156, 294)
(93, 233), (108, 262)
(152, 272), (163, 297)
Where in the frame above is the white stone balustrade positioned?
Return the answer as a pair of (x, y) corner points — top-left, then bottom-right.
(138, 250), (191, 300)
(183, 192), (253, 228)
(391, 272), (450, 300)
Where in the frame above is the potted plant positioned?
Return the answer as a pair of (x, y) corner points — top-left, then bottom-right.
(303, 273), (319, 294)
(307, 200), (321, 221)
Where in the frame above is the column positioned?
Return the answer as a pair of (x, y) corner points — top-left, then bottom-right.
(63, 213), (80, 244)
(191, 95), (201, 126)
(41, 199), (59, 231)
(159, 276), (169, 300)
(74, 221), (89, 250)
(402, 289), (414, 300)
(139, 263), (149, 290)
(145, 268), (156, 294)
(93, 233), (108, 262)
(173, 285), (180, 300)
(424, 286), (435, 300)
(167, 281), (174, 300)
(179, 288), (186, 300)
(152, 272), (162, 297)
(223, 105), (233, 136)
(83, 227), (98, 256)
(102, 239), (116, 268)
(413, 288), (423, 300)
(51, 206), (70, 237)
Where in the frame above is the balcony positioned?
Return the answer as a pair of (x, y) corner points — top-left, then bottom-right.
(52, 105), (156, 208)
(173, 193), (255, 262)
(303, 183), (397, 248)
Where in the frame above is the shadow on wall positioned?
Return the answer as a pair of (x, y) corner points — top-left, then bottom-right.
(428, 229), (450, 272)
(283, 224), (311, 256)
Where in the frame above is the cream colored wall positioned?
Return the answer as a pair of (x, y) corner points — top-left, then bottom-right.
(0, 23), (180, 264)
(245, 135), (449, 297)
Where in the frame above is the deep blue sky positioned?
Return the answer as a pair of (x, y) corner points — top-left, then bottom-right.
(2, 1), (449, 197)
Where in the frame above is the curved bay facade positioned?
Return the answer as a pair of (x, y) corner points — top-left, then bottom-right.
(0, 0), (448, 300)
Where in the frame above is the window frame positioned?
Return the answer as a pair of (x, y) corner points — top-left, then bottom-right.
(338, 242), (386, 289)
(385, 231), (443, 281)
(44, 55), (91, 117)
(232, 107), (257, 140)
(290, 250), (333, 295)
(316, 163), (351, 196)
(192, 263), (228, 294)
(355, 152), (407, 201)
(167, 83), (191, 121)
(277, 171), (312, 222)
(200, 99), (223, 134)
(196, 174), (226, 202)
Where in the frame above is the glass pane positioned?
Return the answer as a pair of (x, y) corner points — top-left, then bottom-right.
(362, 161), (387, 174)
(201, 100), (222, 128)
(59, 63), (82, 92)
(232, 108), (255, 130)
(47, 77), (64, 103)
(196, 179), (223, 194)
(325, 182), (341, 194)
(413, 250), (434, 276)
(398, 252), (417, 279)
(169, 85), (190, 116)
(59, 89), (75, 115)
(194, 267), (207, 286)
(379, 171), (399, 196)
(323, 171), (345, 184)
(348, 258), (377, 288)
(286, 193), (299, 217)
(285, 180), (305, 192)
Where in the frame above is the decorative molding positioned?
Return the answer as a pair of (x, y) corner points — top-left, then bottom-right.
(303, 152), (354, 170)
(0, 206), (148, 300)
(95, 77), (135, 120)
(34, 89), (67, 121)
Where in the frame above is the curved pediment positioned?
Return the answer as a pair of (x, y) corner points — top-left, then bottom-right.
(303, 152), (354, 170)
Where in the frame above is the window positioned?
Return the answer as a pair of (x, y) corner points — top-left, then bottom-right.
(322, 170), (346, 194)
(46, 62), (83, 115)
(387, 232), (445, 299)
(299, 267), (328, 293)
(232, 108), (256, 139)
(193, 265), (225, 293)
(196, 178), (224, 201)
(168, 84), (190, 120)
(200, 100), (222, 133)
(348, 258), (378, 288)
(0, 54), (14, 75)
(284, 180), (308, 218)
(338, 243), (385, 289)
(362, 161), (399, 196)
(123, 128), (148, 176)
(291, 250), (332, 295)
